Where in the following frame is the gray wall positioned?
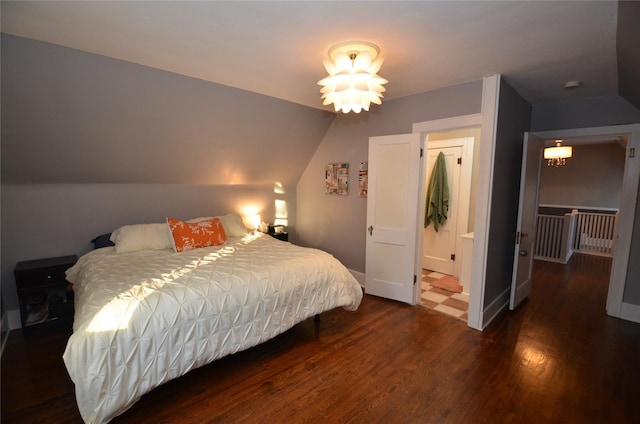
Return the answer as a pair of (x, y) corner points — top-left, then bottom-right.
(539, 143), (626, 209)
(617, 0), (640, 111)
(531, 95), (640, 132)
(296, 81), (483, 273)
(1, 183), (294, 313)
(483, 78), (531, 307)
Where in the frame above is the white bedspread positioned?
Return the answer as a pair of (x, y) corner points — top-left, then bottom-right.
(63, 233), (362, 423)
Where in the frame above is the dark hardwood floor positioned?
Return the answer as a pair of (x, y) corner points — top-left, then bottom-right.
(2, 253), (639, 423)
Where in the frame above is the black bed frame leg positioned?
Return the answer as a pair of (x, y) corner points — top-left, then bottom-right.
(314, 314), (321, 323)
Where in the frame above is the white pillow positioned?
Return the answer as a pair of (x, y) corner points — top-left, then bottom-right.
(188, 214), (250, 237)
(110, 223), (173, 253)
(218, 214), (251, 237)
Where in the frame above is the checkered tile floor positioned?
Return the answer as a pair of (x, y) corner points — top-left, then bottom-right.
(420, 270), (469, 322)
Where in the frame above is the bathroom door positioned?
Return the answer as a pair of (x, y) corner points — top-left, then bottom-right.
(422, 137), (473, 277)
(365, 133), (421, 304)
(422, 145), (461, 275)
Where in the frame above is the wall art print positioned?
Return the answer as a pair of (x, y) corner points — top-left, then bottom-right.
(325, 163), (349, 195)
(358, 162), (368, 197)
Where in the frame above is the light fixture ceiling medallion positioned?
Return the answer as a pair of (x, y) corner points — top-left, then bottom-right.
(317, 41), (388, 114)
(544, 139), (573, 167)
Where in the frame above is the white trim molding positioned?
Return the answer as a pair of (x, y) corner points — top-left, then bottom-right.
(482, 287), (510, 329)
(6, 309), (21, 330)
(411, 74), (500, 331)
(620, 302), (640, 324)
(349, 269), (365, 288)
(413, 113), (482, 134)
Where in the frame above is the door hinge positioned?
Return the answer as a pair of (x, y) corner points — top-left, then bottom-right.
(630, 148), (636, 158)
(414, 275), (417, 285)
(457, 157), (462, 165)
(420, 148), (423, 158)
(450, 253), (455, 261)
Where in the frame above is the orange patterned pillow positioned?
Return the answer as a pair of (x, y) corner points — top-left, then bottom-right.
(166, 217), (227, 252)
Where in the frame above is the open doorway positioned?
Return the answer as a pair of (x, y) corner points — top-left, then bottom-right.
(511, 124), (640, 322)
(418, 127), (479, 321)
(530, 135), (626, 306)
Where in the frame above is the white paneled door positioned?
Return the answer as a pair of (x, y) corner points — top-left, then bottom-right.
(421, 145), (461, 275)
(365, 133), (421, 304)
(510, 132), (544, 310)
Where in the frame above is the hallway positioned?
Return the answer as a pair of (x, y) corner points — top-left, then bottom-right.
(527, 253), (614, 323)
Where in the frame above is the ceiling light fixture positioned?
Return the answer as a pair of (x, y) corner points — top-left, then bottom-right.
(544, 139), (573, 167)
(317, 41), (388, 114)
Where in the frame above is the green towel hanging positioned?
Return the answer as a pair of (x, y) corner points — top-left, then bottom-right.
(424, 152), (449, 232)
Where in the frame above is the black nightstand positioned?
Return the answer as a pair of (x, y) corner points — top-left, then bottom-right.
(268, 232), (288, 242)
(14, 255), (77, 335)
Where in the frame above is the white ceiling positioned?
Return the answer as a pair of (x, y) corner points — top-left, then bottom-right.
(1, 1), (620, 111)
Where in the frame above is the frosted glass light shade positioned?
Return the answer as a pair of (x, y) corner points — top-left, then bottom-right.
(318, 42), (388, 114)
(544, 140), (572, 167)
(543, 146), (572, 159)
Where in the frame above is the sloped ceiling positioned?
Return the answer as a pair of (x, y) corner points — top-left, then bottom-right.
(1, 34), (335, 185)
(1, 1), (628, 110)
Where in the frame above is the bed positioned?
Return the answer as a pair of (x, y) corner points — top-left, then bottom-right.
(62, 216), (363, 423)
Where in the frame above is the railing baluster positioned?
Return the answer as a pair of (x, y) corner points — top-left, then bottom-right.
(536, 210), (617, 262)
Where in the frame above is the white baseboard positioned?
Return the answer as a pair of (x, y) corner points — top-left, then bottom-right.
(0, 329), (8, 357)
(7, 309), (22, 330)
(481, 287), (510, 330)
(620, 302), (640, 324)
(1, 310), (12, 357)
(349, 269), (365, 288)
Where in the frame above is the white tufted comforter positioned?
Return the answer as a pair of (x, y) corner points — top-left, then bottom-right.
(63, 232), (362, 423)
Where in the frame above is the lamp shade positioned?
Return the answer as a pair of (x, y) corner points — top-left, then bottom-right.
(544, 140), (572, 167)
(544, 145), (572, 160)
(247, 214), (261, 229)
(318, 42), (388, 114)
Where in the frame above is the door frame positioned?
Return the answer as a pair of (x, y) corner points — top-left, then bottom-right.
(529, 125), (640, 321)
(413, 75), (500, 330)
(413, 115), (485, 330)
